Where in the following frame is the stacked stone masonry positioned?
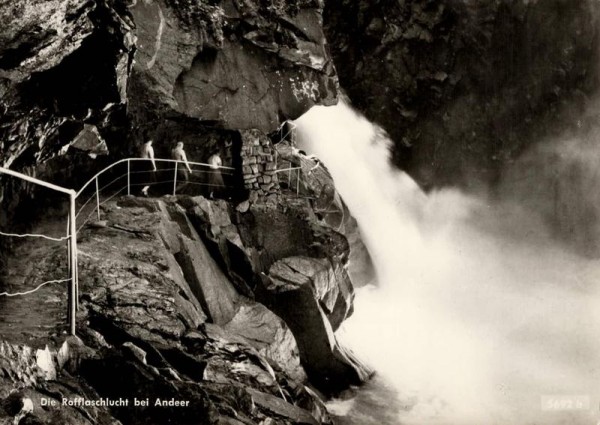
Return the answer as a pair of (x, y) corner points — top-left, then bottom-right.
(240, 129), (281, 204)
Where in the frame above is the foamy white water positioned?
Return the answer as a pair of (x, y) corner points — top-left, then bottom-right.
(294, 103), (600, 425)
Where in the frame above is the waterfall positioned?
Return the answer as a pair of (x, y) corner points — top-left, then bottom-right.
(294, 102), (600, 425)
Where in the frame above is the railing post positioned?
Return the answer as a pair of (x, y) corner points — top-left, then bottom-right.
(296, 168), (300, 196)
(127, 159), (131, 196)
(95, 176), (100, 221)
(68, 191), (77, 336)
(66, 214), (71, 273)
(173, 162), (178, 196)
(75, 252), (79, 312)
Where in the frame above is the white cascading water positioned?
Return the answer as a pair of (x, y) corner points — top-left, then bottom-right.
(294, 102), (600, 425)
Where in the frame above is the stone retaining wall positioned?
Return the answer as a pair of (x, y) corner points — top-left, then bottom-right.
(240, 129), (280, 204)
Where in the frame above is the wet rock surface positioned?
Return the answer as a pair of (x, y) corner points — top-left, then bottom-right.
(0, 0), (133, 169)
(0, 0), (95, 83)
(262, 259), (371, 395)
(0, 194), (364, 423)
(274, 141), (375, 287)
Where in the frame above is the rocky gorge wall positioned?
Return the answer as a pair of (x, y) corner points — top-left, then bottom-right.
(0, 188), (372, 424)
(324, 0), (600, 257)
(0, 0), (341, 266)
(3, 0), (600, 240)
(324, 0), (600, 190)
(4, 0), (600, 247)
(0, 1), (374, 423)
(0, 0), (338, 214)
(2, 0), (600, 421)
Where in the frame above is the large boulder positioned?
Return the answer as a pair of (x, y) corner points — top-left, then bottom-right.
(262, 257), (372, 395)
(222, 301), (306, 383)
(79, 203), (208, 345)
(182, 195), (351, 291)
(269, 256), (354, 331)
(119, 197), (242, 325)
(175, 196), (255, 296)
(85, 269), (203, 344)
(180, 196), (244, 253)
(176, 195), (371, 395)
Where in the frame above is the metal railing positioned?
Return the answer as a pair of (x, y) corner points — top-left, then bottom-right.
(274, 120), (296, 167)
(0, 133), (315, 337)
(0, 166), (78, 336)
(74, 158), (235, 232)
(275, 165), (302, 196)
(0, 157), (234, 336)
(274, 121), (303, 196)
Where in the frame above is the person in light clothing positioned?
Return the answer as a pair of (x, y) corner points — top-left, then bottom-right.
(171, 141), (193, 193)
(140, 139), (156, 197)
(207, 151), (224, 199)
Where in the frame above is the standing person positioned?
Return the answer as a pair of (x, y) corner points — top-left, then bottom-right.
(140, 139), (157, 197)
(171, 141), (193, 193)
(207, 150), (225, 199)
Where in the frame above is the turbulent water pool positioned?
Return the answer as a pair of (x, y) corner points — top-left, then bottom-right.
(295, 103), (600, 425)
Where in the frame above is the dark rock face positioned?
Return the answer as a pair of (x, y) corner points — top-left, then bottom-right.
(0, 0), (340, 273)
(222, 301), (307, 383)
(0, 0), (336, 169)
(0, 0), (368, 422)
(177, 236), (240, 325)
(0, 0), (338, 235)
(324, 0), (600, 189)
(0, 0), (95, 83)
(263, 257), (371, 394)
(0, 339), (119, 425)
(179, 195), (371, 395)
(0, 0), (133, 170)
(268, 256), (354, 331)
(126, 0), (338, 146)
(1, 193), (366, 423)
